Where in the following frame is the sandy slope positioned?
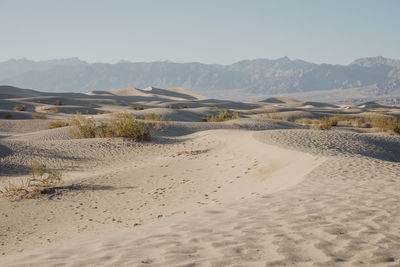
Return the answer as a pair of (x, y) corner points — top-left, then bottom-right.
(1, 86), (400, 266)
(2, 130), (400, 266)
(0, 129), (324, 258)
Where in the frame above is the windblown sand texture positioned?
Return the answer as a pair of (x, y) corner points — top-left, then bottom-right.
(1, 85), (400, 266)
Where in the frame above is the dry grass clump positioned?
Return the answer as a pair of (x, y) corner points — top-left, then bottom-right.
(129, 105), (144, 110)
(46, 121), (70, 129)
(144, 113), (168, 130)
(69, 115), (98, 138)
(312, 117), (337, 130)
(168, 104), (188, 109)
(2, 112), (12, 119)
(295, 118), (313, 125)
(55, 100), (63, 106)
(32, 113), (47, 119)
(0, 161), (63, 201)
(97, 110), (112, 115)
(69, 113), (151, 141)
(261, 112), (290, 121)
(204, 109), (240, 122)
(350, 117), (369, 128)
(371, 115), (400, 134)
(110, 113), (151, 140)
(13, 104), (27, 111)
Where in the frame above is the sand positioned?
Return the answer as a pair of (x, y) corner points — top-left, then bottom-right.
(1, 85), (400, 266)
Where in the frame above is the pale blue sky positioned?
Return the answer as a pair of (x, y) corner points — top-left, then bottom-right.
(1, 0), (399, 65)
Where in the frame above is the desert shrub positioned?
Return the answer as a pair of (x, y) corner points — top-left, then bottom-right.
(97, 110), (112, 115)
(312, 117), (336, 130)
(350, 117), (367, 128)
(3, 112), (12, 119)
(144, 113), (168, 130)
(261, 112), (290, 121)
(205, 109), (240, 122)
(0, 160), (63, 201)
(371, 115), (400, 134)
(295, 118), (313, 125)
(68, 113), (151, 141)
(69, 115), (98, 138)
(110, 113), (151, 140)
(168, 105), (187, 109)
(55, 100), (63, 106)
(32, 113), (47, 119)
(13, 104), (27, 111)
(129, 105), (144, 110)
(46, 121), (70, 129)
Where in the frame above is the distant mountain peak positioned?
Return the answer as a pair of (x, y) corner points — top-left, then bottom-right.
(1, 56), (400, 98)
(350, 56), (400, 67)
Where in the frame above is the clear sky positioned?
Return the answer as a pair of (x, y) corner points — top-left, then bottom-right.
(1, 0), (399, 65)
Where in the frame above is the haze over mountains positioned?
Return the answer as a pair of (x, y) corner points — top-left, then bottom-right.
(1, 56), (400, 104)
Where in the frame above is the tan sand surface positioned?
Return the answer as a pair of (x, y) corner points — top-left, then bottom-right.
(1, 86), (400, 266)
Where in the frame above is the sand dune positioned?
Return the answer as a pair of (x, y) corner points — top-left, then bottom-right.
(1, 86), (400, 266)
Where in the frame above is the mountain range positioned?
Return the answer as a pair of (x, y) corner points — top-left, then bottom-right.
(1, 56), (400, 103)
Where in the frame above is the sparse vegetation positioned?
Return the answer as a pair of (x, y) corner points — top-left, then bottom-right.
(55, 100), (63, 106)
(144, 113), (168, 130)
(371, 115), (400, 134)
(312, 117), (337, 130)
(46, 121), (70, 129)
(204, 109), (240, 122)
(261, 112), (291, 122)
(295, 118), (313, 125)
(69, 113), (151, 141)
(97, 110), (112, 115)
(350, 117), (368, 128)
(13, 104), (27, 111)
(68, 115), (99, 138)
(3, 112), (12, 119)
(168, 104), (187, 109)
(32, 113), (47, 119)
(0, 160), (63, 201)
(129, 105), (144, 110)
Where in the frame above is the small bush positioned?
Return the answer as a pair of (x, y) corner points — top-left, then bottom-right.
(205, 109), (240, 122)
(312, 117), (336, 130)
(110, 113), (151, 140)
(97, 110), (112, 115)
(295, 118), (313, 125)
(69, 113), (151, 141)
(350, 117), (368, 128)
(0, 160), (63, 201)
(46, 121), (70, 129)
(168, 105), (187, 109)
(129, 105), (144, 110)
(3, 112), (12, 119)
(32, 113), (47, 119)
(371, 116), (400, 134)
(13, 104), (27, 111)
(55, 100), (63, 106)
(261, 112), (290, 121)
(69, 115), (98, 138)
(144, 113), (168, 130)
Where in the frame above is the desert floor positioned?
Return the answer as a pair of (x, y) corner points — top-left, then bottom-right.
(1, 86), (400, 266)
